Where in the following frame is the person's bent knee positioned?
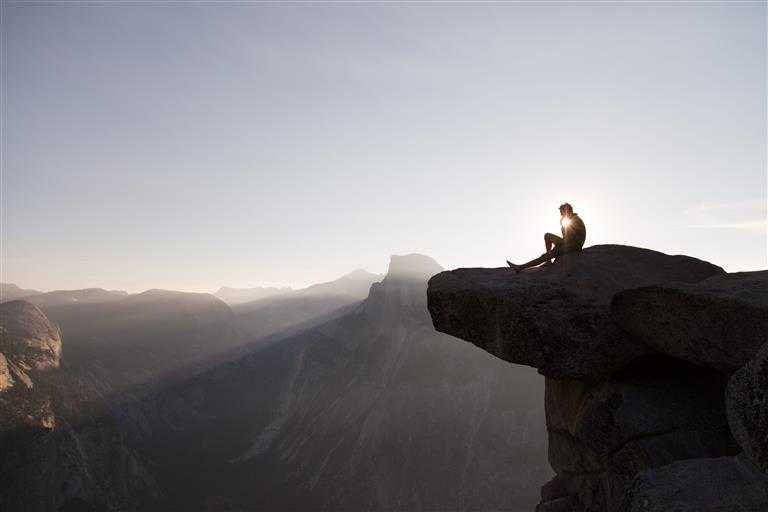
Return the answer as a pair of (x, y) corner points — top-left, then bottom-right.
(545, 232), (556, 242)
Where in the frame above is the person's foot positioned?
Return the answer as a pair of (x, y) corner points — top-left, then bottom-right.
(506, 260), (521, 273)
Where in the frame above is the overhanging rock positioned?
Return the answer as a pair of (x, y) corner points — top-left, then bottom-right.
(427, 245), (723, 380)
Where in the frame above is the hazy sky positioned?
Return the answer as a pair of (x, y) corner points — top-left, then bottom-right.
(3, 2), (766, 293)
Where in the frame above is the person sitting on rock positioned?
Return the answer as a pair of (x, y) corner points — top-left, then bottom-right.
(507, 203), (586, 272)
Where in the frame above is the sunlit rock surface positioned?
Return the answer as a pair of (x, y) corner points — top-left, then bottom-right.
(0, 300), (62, 430)
(0, 300), (62, 375)
(0, 353), (13, 391)
(427, 245), (768, 511)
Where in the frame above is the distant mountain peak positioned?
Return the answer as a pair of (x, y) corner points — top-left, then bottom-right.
(21, 288), (128, 307)
(214, 286), (293, 305)
(133, 289), (225, 305)
(386, 254), (443, 280)
(216, 285), (293, 294)
(298, 269), (381, 300)
(0, 283), (42, 303)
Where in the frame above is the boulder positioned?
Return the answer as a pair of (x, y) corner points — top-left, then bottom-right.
(612, 271), (768, 374)
(624, 455), (768, 511)
(0, 300), (62, 377)
(727, 341), (768, 473)
(427, 245), (723, 380)
(0, 300), (62, 431)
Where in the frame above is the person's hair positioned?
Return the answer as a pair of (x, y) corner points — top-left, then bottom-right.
(559, 203), (573, 214)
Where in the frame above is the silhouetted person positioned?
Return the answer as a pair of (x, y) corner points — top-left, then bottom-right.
(507, 203), (586, 272)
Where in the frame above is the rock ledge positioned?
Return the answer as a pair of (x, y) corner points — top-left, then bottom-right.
(427, 245), (768, 511)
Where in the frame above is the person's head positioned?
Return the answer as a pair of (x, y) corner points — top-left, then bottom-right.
(559, 203), (574, 218)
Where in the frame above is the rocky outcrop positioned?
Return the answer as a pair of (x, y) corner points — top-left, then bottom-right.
(0, 353), (13, 391)
(428, 245), (723, 381)
(0, 300), (62, 430)
(427, 245), (768, 511)
(0, 300), (62, 377)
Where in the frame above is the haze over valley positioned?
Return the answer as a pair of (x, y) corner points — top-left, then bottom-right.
(0, 254), (549, 511)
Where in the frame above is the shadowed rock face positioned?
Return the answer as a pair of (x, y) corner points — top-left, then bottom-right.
(728, 342), (768, 473)
(427, 245), (768, 511)
(624, 455), (768, 512)
(544, 358), (739, 510)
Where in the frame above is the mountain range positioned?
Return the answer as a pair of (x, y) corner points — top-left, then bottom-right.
(0, 255), (548, 512)
(214, 286), (293, 305)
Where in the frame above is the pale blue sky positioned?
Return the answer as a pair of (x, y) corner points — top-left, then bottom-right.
(3, 2), (766, 292)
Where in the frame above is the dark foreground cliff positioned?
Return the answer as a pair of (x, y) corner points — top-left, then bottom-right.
(428, 244), (768, 512)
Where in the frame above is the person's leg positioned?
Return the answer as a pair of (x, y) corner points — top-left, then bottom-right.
(544, 233), (561, 253)
(508, 248), (558, 272)
(507, 233), (563, 271)
(544, 233), (562, 265)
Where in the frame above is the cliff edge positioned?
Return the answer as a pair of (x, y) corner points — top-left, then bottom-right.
(427, 245), (768, 511)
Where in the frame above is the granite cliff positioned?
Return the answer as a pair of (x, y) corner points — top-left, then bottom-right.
(135, 254), (549, 511)
(0, 300), (61, 430)
(427, 245), (768, 511)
